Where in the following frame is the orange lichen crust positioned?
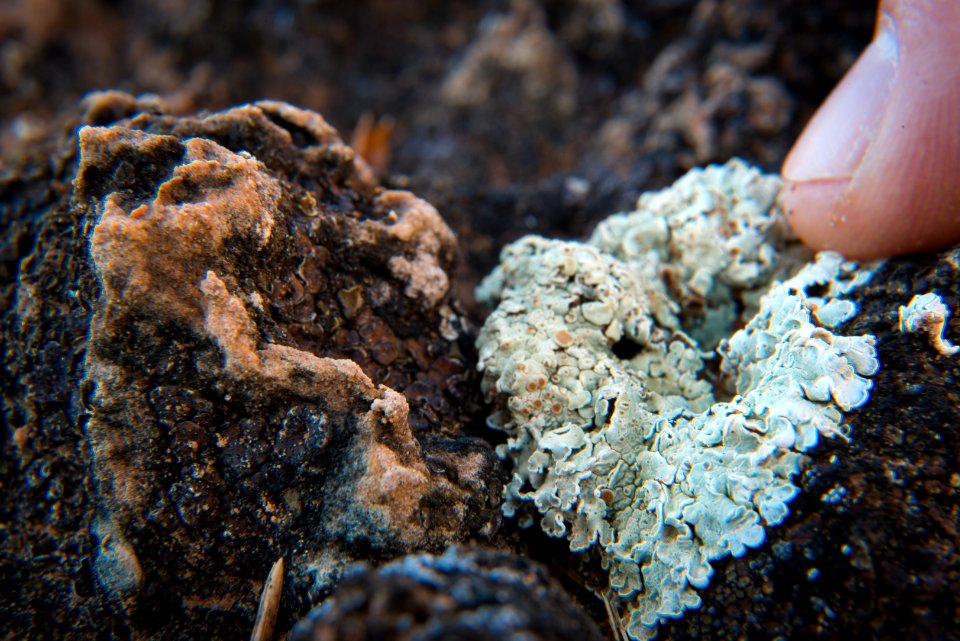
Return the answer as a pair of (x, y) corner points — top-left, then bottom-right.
(45, 93), (499, 638)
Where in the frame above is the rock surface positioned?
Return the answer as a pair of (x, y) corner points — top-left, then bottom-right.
(657, 248), (960, 641)
(1, 93), (501, 640)
(290, 547), (606, 641)
(3, 2), (958, 641)
(3, 95), (959, 641)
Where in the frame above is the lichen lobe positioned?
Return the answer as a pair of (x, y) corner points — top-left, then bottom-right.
(476, 160), (880, 640)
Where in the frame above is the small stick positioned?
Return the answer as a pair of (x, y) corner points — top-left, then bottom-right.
(600, 590), (629, 641)
(250, 558), (284, 641)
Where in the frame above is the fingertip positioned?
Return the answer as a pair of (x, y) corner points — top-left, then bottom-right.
(783, 0), (960, 259)
(781, 19), (896, 184)
(781, 177), (874, 258)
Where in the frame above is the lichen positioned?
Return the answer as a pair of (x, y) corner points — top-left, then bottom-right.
(82, 115), (491, 560)
(476, 160), (879, 640)
(54, 96), (502, 635)
(898, 292), (958, 357)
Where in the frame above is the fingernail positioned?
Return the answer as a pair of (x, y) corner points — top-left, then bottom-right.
(783, 14), (899, 182)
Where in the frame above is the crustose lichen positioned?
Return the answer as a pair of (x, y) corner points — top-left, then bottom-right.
(476, 160), (880, 640)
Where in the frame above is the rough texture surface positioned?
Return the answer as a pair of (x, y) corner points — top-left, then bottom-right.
(659, 248), (960, 641)
(476, 162), (880, 639)
(1, 93), (501, 640)
(5, 2), (959, 641)
(290, 547), (606, 641)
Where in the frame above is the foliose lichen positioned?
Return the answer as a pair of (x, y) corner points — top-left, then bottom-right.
(898, 292), (959, 357)
(476, 160), (880, 640)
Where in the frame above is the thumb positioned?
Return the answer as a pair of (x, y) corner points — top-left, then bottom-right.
(782, 0), (960, 260)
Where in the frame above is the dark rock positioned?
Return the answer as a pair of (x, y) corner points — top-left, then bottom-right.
(1, 92), (502, 640)
(290, 547), (606, 641)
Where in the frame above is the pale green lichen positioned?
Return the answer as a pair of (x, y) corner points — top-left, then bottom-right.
(898, 292), (958, 357)
(476, 160), (879, 641)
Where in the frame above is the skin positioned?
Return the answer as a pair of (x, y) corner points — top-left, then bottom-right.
(781, 0), (960, 260)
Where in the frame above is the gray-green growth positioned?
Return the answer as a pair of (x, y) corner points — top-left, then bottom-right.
(476, 160), (879, 640)
(898, 292), (959, 356)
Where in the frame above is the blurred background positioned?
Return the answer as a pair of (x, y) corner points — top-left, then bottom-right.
(0, 0), (875, 312)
